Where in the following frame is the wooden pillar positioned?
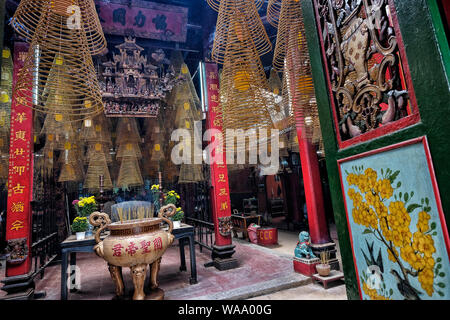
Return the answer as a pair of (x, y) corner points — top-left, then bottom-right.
(204, 62), (237, 270)
(2, 42), (35, 297)
(296, 129), (330, 244)
(287, 35), (331, 245)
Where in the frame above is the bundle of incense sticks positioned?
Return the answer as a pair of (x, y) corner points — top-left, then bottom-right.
(117, 207), (123, 224)
(138, 207), (145, 220)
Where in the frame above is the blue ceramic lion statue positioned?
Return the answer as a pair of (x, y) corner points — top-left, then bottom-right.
(294, 231), (317, 259)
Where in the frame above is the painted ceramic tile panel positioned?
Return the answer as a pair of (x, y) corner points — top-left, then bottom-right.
(339, 139), (450, 300)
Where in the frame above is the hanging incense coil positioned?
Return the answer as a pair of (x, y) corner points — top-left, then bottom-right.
(207, 0), (264, 12)
(174, 99), (198, 129)
(219, 12), (275, 152)
(178, 164), (204, 184)
(274, 0), (321, 142)
(284, 39), (320, 141)
(117, 156), (144, 188)
(11, 0), (106, 55)
(170, 51), (201, 109)
(268, 68), (294, 131)
(80, 115), (112, 146)
(13, 8), (104, 122)
(267, 0), (283, 27)
(148, 120), (166, 162)
(85, 142), (112, 164)
(273, 0), (304, 71)
(57, 144), (85, 176)
(212, 0), (272, 64)
(58, 163), (77, 182)
(149, 140), (165, 162)
(84, 147), (113, 191)
(41, 114), (79, 150)
(115, 118), (141, 144)
(169, 84), (202, 130)
(116, 142), (142, 160)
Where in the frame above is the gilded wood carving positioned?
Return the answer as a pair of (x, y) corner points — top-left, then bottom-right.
(314, 0), (417, 143)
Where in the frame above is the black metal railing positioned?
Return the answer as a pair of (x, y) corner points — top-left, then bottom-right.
(29, 173), (58, 281)
(186, 217), (215, 252)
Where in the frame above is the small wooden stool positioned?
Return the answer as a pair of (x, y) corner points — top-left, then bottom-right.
(312, 270), (345, 289)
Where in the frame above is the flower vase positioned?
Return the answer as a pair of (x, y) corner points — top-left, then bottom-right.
(76, 232), (86, 240)
(173, 221), (181, 229)
(85, 222), (94, 237)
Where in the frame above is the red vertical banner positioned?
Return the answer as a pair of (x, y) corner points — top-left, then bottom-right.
(5, 42), (33, 277)
(205, 62), (232, 247)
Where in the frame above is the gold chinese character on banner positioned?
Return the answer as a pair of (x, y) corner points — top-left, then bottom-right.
(219, 188), (228, 196)
(209, 83), (218, 91)
(209, 72), (217, 80)
(11, 202), (25, 213)
(13, 166), (25, 175)
(211, 95), (219, 103)
(12, 183), (25, 194)
(218, 174), (226, 182)
(11, 220), (24, 231)
(14, 148), (25, 156)
(220, 202), (229, 211)
(15, 130), (26, 141)
(212, 106), (220, 114)
(15, 112), (27, 123)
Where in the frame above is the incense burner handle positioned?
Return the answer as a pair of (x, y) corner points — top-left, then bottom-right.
(89, 212), (111, 244)
(158, 204), (176, 235)
(160, 217), (173, 234)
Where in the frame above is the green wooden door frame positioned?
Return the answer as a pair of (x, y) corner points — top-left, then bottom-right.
(301, 0), (450, 300)
(426, 0), (450, 86)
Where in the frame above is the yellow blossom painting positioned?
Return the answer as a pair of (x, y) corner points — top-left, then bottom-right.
(339, 139), (450, 300)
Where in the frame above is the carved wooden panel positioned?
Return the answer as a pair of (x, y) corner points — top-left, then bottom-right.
(313, 0), (420, 148)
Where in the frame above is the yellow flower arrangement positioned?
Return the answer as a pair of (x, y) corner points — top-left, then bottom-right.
(77, 196), (96, 207)
(71, 216), (89, 233)
(74, 196), (97, 217)
(164, 190), (180, 205)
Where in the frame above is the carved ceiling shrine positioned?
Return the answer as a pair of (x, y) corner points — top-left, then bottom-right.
(0, 0), (449, 306)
